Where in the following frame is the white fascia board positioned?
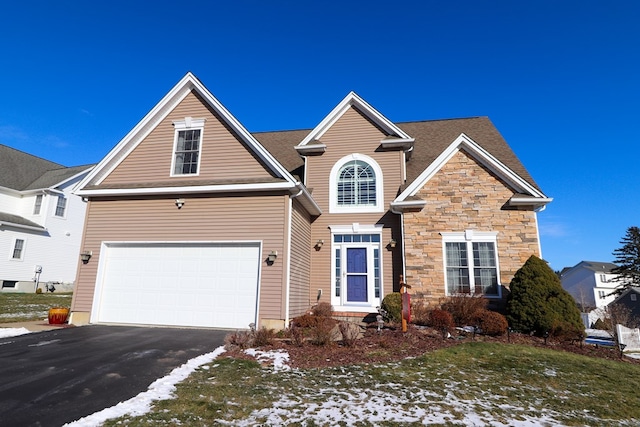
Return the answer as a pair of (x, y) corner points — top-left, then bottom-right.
(508, 196), (554, 206)
(290, 182), (322, 216)
(52, 167), (94, 191)
(77, 73), (298, 192)
(329, 223), (383, 234)
(77, 74), (195, 189)
(188, 76), (297, 184)
(294, 143), (326, 155)
(0, 221), (47, 232)
(298, 92), (413, 146)
(75, 181), (295, 197)
(395, 133), (548, 203)
(389, 199), (426, 214)
(0, 185), (23, 196)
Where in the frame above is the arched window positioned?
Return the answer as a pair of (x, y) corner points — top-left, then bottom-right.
(329, 154), (383, 213)
(337, 160), (376, 206)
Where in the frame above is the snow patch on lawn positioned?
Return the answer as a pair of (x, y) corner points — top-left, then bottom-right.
(63, 346), (226, 427)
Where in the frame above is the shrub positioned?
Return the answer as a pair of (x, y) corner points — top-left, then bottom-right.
(381, 292), (402, 323)
(506, 255), (583, 336)
(224, 330), (254, 349)
(441, 294), (487, 327)
(427, 308), (455, 339)
(592, 318), (607, 330)
(253, 327), (276, 347)
(310, 317), (339, 347)
(311, 302), (333, 317)
(473, 309), (508, 336)
(291, 313), (320, 328)
(550, 320), (586, 342)
(286, 325), (306, 347)
(338, 321), (361, 347)
(410, 295), (431, 326)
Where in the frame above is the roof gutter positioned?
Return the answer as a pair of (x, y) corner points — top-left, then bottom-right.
(0, 221), (47, 232)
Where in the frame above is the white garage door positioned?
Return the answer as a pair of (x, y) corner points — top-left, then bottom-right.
(93, 242), (260, 329)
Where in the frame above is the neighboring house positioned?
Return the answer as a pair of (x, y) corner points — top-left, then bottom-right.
(69, 72), (551, 329)
(0, 144), (93, 292)
(609, 287), (640, 324)
(561, 261), (627, 310)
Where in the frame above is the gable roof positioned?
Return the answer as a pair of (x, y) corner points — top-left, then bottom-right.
(0, 144), (93, 192)
(255, 116), (548, 207)
(296, 92), (414, 154)
(562, 261), (620, 277)
(75, 73), (321, 215)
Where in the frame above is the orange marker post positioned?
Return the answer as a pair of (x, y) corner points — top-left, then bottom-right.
(399, 275), (411, 332)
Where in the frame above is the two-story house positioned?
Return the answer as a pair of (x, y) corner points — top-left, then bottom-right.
(0, 144), (93, 292)
(69, 73), (551, 329)
(561, 261), (627, 310)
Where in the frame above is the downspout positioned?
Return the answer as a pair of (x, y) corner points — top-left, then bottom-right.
(284, 186), (304, 327)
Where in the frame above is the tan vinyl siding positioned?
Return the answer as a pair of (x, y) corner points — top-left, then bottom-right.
(103, 91), (273, 185)
(307, 106), (404, 303)
(403, 149), (541, 304)
(289, 199), (312, 318)
(72, 193), (288, 323)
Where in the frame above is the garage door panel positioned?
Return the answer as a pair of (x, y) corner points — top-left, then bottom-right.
(95, 243), (260, 329)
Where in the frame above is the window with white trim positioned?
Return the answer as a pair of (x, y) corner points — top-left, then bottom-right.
(33, 194), (43, 215)
(329, 154), (383, 213)
(442, 231), (500, 297)
(171, 117), (205, 176)
(11, 239), (25, 260)
(598, 290), (606, 299)
(55, 196), (67, 217)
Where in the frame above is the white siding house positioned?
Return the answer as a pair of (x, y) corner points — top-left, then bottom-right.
(0, 144), (93, 292)
(561, 261), (627, 309)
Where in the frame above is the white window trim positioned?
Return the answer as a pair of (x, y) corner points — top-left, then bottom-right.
(329, 153), (383, 214)
(54, 195), (67, 218)
(330, 224), (383, 312)
(33, 194), (43, 216)
(10, 238), (26, 261)
(441, 230), (501, 298)
(170, 117), (205, 177)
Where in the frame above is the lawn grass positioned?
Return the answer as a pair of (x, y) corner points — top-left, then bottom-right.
(0, 292), (73, 322)
(104, 342), (640, 426)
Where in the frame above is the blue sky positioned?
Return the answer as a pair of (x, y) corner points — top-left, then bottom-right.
(0, 1), (638, 271)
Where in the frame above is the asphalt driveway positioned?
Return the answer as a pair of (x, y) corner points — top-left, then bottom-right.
(0, 325), (228, 426)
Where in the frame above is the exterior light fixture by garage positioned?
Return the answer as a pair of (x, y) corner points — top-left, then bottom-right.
(80, 250), (92, 264)
(314, 239), (324, 249)
(267, 251), (278, 263)
(175, 198), (185, 209)
(389, 239), (397, 248)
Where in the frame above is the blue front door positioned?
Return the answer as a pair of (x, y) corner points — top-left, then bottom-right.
(346, 248), (368, 302)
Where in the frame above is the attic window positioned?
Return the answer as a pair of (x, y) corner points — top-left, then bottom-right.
(171, 117), (205, 176)
(329, 154), (383, 213)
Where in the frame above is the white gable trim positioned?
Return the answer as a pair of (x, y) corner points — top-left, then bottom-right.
(76, 181), (295, 197)
(77, 73), (298, 191)
(298, 92), (414, 147)
(395, 133), (549, 203)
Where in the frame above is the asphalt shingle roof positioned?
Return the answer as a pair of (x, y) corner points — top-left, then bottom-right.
(0, 144), (92, 190)
(254, 116), (540, 192)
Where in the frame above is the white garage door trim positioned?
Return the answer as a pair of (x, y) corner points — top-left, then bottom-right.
(90, 241), (262, 329)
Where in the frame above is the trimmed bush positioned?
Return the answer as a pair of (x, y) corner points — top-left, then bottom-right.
(473, 309), (508, 336)
(311, 302), (333, 317)
(506, 255), (583, 336)
(441, 295), (488, 327)
(380, 292), (402, 323)
(253, 327), (276, 347)
(427, 308), (455, 339)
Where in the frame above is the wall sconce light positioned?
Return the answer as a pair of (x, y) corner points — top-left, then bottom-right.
(80, 250), (92, 264)
(389, 239), (397, 248)
(175, 198), (185, 209)
(314, 239), (324, 250)
(267, 251), (278, 263)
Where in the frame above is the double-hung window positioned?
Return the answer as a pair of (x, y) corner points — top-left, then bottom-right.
(172, 117), (205, 176)
(442, 231), (500, 297)
(12, 239), (25, 260)
(33, 194), (43, 215)
(55, 196), (67, 217)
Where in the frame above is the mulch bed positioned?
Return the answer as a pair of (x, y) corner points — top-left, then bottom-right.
(225, 324), (638, 370)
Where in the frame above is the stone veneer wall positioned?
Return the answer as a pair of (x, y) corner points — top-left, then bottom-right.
(403, 149), (541, 305)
